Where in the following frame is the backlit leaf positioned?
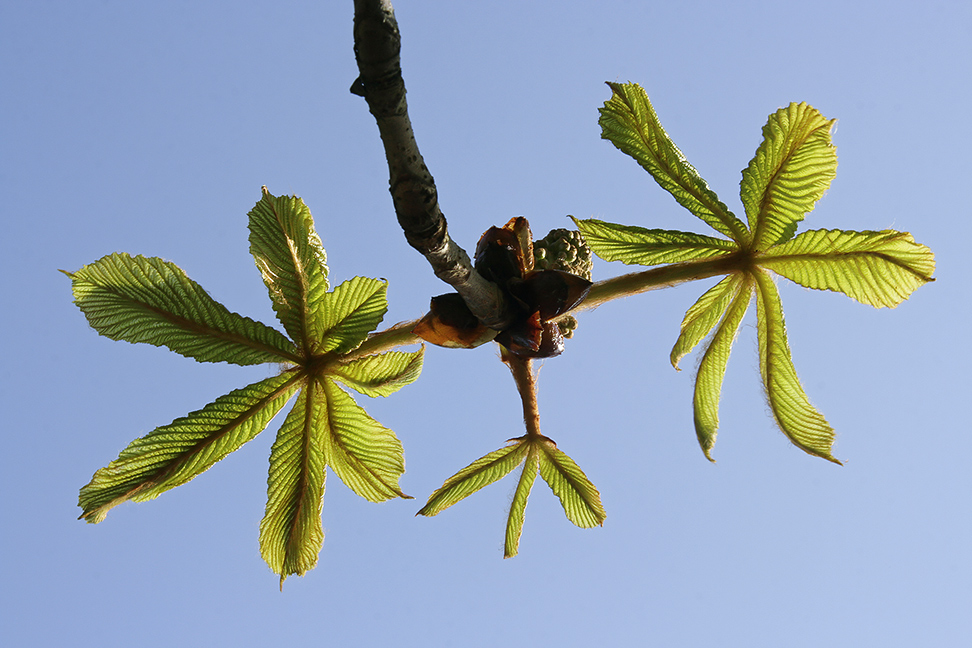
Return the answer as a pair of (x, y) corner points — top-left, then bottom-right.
(329, 349), (425, 397)
(536, 438), (606, 529)
(754, 270), (840, 463)
(573, 217), (736, 266)
(79, 372), (302, 523)
(248, 188), (329, 350)
(321, 378), (408, 502)
(504, 444), (539, 559)
(66, 253), (298, 365)
(741, 103), (837, 248)
(670, 275), (745, 370)
(758, 228), (935, 308)
(417, 439), (530, 517)
(73, 186), (429, 581)
(317, 277), (388, 355)
(259, 382), (328, 587)
(692, 274), (754, 460)
(599, 82), (749, 243)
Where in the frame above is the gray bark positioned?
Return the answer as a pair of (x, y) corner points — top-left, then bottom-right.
(352, 0), (513, 329)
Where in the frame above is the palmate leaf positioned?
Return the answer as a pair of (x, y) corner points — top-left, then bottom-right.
(420, 435), (603, 558)
(72, 186), (428, 583)
(599, 82), (750, 244)
(417, 439), (530, 517)
(692, 274), (754, 461)
(505, 444), (539, 559)
(66, 253), (299, 365)
(329, 349), (425, 397)
(248, 188), (330, 350)
(79, 372), (303, 523)
(753, 270), (840, 463)
(758, 229), (935, 308)
(536, 438), (606, 529)
(741, 103), (837, 249)
(321, 378), (408, 502)
(671, 275), (745, 370)
(573, 217), (737, 267)
(591, 87), (935, 468)
(260, 382), (328, 588)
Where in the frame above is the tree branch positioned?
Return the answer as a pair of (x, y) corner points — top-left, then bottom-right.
(351, 0), (512, 329)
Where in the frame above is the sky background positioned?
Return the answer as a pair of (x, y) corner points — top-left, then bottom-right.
(2, 1), (970, 646)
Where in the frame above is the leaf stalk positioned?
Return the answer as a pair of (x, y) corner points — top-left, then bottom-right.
(575, 255), (742, 313)
(504, 354), (542, 439)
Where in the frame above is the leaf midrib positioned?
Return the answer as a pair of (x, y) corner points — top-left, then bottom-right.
(757, 249), (934, 282)
(271, 199), (317, 358)
(83, 372), (304, 520)
(537, 441), (603, 525)
(129, 297), (303, 364)
(322, 379), (402, 499)
(751, 118), (831, 248)
(285, 379), (319, 559)
(611, 88), (748, 244)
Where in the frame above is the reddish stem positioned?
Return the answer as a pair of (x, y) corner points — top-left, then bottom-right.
(503, 350), (542, 439)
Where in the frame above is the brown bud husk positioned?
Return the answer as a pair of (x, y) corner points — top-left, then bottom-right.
(413, 293), (498, 349)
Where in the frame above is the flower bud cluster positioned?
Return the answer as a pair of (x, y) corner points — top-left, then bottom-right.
(533, 228), (593, 338)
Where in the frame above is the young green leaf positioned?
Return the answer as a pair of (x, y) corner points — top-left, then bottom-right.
(260, 382), (328, 588)
(599, 82), (749, 243)
(321, 378), (408, 502)
(504, 444), (539, 559)
(65, 253), (299, 365)
(73, 186), (426, 582)
(740, 103), (837, 249)
(329, 349), (425, 397)
(753, 270), (840, 463)
(758, 229), (936, 308)
(79, 372), (303, 523)
(248, 188), (330, 350)
(316, 277), (389, 355)
(417, 439), (531, 517)
(670, 275), (745, 370)
(692, 274), (754, 461)
(573, 217), (737, 266)
(591, 88), (934, 467)
(536, 438), (606, 529)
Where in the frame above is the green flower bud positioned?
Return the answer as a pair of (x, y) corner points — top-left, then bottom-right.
(532, 227), (592, 341)
(557, 315), (579, 339)
(532, 228), (593, 281)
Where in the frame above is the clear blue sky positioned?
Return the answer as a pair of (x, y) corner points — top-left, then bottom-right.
(3, 1), (970, 646)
